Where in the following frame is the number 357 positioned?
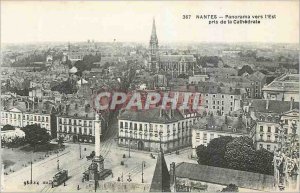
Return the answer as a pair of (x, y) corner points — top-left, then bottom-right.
(182, 15), (191, 19)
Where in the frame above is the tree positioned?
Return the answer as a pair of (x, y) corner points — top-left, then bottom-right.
(206, 136), (233, 167)
(224, 136), (256, 172)
(252, 148), (274, 175)
(2, 124), (15, 131)
(221, 184), (239, 192)
(196, 145), (209, 165)
(22, 124), (51, 151)
(237, 65), (254, 76)
(196, 136), (234, 167)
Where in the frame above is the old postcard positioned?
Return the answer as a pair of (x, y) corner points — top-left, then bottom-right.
(1, 0), (299, 192)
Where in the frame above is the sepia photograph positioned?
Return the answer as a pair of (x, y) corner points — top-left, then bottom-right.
(0, 0), (299, 192)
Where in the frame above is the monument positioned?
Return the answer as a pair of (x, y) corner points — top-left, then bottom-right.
(83, 114), (112, 183)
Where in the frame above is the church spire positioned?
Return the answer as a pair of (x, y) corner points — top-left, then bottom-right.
(151, 18), (158, 43)
(149, 17), (159, 72)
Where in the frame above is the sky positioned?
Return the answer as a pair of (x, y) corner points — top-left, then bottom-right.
(1, 1), (299, 44)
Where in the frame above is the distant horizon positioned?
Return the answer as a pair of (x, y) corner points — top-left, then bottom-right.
(2, 40), (299, 45)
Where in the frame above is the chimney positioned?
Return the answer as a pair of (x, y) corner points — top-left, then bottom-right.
(290, 97), (294, 110)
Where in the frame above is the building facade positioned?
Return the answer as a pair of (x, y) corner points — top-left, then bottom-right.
(191, 115), (249, 157)
(118, 108), (201, 152)
(197, 87), (243, 116)
(247, 99), (299, 152)
(56, 113), (102, 143)
(0, 99), (56, 137)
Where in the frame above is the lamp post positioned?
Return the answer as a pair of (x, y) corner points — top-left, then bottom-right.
(141, 161), (145, 183)
(79, 142), (82, 159)
(30, 161), (32, 184)
(57, 153), (60, 170)
(128, 139), (132, 158)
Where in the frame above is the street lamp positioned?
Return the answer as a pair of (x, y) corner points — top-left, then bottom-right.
(141, 161), (146, 183)
(57, 153), (60, 170)
(79, 142), (82, 159)
(128, 139), (132, 158)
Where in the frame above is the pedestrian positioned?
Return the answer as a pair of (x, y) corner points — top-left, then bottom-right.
(64, 182), (66, 186)
(33, 181), (36, 184)
(37, 181), (39, 185)
(24, 181), (26, 186)
(27, 180), (29, 184)
(77, 185), (80, 190)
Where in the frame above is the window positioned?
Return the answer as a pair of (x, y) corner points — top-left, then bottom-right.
(260, 126), (263, 132)
(203, 133), (207, 140)
(267, 127), (271, 132)
(213, 95), (216, 98)
(259, 144), (263, 149)
(120, 122), (123, 128)
(275, 127), (279, 133)
(210, 134), (214, 139)
(125, 122), (128, 128)
(196, 133), (200, 139)
(230, 102), (233, 106)
(267, 145), (271, 151)
(267, 135), (271, 141)
(222, 95), (224, 98)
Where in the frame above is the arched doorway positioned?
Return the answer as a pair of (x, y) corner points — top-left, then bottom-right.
(137, 141), (144, 150)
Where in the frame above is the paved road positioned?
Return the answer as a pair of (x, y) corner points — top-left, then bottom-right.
(2, 138), (196, 192)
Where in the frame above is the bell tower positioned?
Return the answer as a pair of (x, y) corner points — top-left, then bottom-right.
(149, 18), (159, 72)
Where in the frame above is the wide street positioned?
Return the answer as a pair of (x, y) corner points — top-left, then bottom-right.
(2, 139), (196, 192)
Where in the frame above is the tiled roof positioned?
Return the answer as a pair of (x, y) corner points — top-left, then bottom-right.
(175, 162), (274, 191)
(118, 108), (185, 123)
(160, 55), (195, 63)
(262, 73), (299, 92)
(192, 115), (248, 134)
(250, 99), (299, 114)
